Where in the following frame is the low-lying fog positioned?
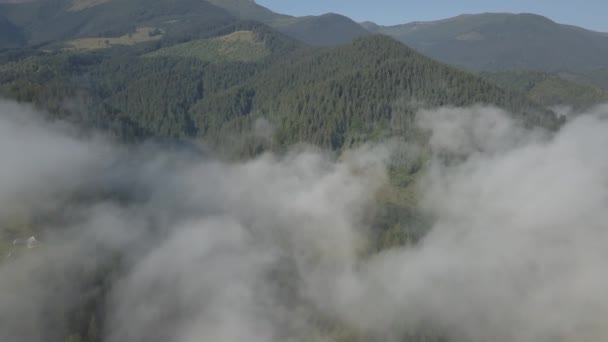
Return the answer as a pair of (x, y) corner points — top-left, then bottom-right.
(2, 100), (608, 342)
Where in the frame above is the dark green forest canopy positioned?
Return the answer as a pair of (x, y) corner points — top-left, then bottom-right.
(221, 35), (559, 148)
(0, 32), (559, 151)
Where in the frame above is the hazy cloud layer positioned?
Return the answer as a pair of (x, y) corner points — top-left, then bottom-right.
(333, 105), (608, 342)
(1, 100), (608, 342)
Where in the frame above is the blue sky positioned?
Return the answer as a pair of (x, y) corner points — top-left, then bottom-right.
(255, 0), (608, 32)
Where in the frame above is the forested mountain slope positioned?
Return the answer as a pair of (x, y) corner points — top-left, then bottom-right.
(0, 32), (559, 151)
(559, 68), (608, 91)
(0, 22), (302, 139)
(205, 0), (288, 23)
(193, 35), (558, 149)
(203, 0), (370, 45)
(271, 13), (370, 46)
(0, 0), (236, 47)
(0, 0), (369, 48)
(0, 14), (25, 48)
(482, 70), (608, 111)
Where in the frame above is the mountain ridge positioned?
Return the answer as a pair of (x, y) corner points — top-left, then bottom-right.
(0, 14), (26, 48)
(365, 12), (608, 72)
(271, 12), (369, 46)
(0, 0), (370, 47)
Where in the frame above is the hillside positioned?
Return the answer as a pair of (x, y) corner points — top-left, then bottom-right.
(0, 14), (25, 48)
(204, 0), (369, 45)
(559, 68), (608, 91)
(482, 70), (608, 111)
(0, 32), (558, 151)
(0, 0), (369, 47)
(205, 0), (287, 23)
(367, 13), (608, 72)
(272, 13), (369, 46)
(191, 35), (558, 149)
(0, 0), (237, 46)
(147, 30), (270, 63)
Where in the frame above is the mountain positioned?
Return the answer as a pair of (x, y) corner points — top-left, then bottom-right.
(192, 35), (558, 149)
(558, 68), (608, 91)
(482, 70), (608, 111)
(0, 33), (559, 151)
(271, 13), (370, 46)
(205, 0), (287, 23)
(360, 21), (381, 31)
(0, 14), (26, 48)
(367, 13), (608, 72)
(146, 30), (272, 63)
(202, 0), (370, 46)
(0, 0), (237, 47)
(0, 0), (369, 47)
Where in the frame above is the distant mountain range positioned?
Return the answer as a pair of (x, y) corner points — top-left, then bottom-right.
(363, 13), (608, 72)
(2, 1), (608, 73)
(0, 0), (368, 47)
(270, 13), (369, 46)
(9, 0), (608, 143)
(0, 14), (25, 48)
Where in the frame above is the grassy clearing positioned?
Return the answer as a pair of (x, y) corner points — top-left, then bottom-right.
(147, 30), (269, 63)
(65, 27), (163, 50)
(68, 0), (112, 12)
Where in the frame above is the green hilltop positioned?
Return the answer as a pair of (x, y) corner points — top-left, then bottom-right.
(193, 35), (557, 150)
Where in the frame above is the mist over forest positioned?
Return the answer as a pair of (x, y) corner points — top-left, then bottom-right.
(1, 0), (607, 341)
(2, 101), (608, 341)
